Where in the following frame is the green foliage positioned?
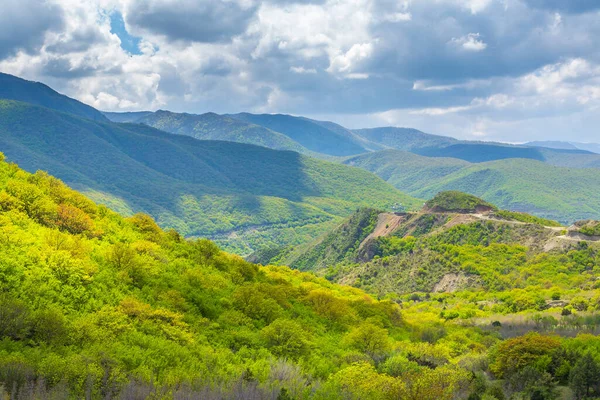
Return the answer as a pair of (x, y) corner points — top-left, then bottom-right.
(579, 221), (600, 237)
(232, 113), (367, 157)
(345, 149), (600, 224)
(493, 210), (562, 227)
(490, 333), (561, 378)
(345, 322), (391, 360)
(0, 157), (476, 399)
(281, 208), (381, 270)
(0, 100), (420, 256)
(569, 353), (600, 399)
(425, 191), (496, 213)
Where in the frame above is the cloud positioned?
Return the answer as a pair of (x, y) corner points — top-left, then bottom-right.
(0, 0), (599, 143)
(523, 0), (600, 14)
(327, 43), (373, 76)
(381, 12), (412, 22)
(409, 105), (474, 116)
(290, 66), (317, 74)
(450, 33), (487, 52)
(0, 0), (64, 58)
(123, 0), (259, 43)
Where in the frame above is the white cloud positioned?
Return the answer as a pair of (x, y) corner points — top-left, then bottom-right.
(290, 66), (317, 74)
(450, 33), (487, 51)
(327, 42), (373, 77)
(412, 79), (490, 91)
(468, 0), (493, 14)
(409, 104), (474, 116)
(382, 12), (412, 22)
(0, 0), (599, 143)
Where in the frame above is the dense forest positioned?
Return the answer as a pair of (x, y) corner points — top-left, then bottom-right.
(0, 100), (419, 256)
(2, 157), (600, 399)
(344, 151), (600, 223)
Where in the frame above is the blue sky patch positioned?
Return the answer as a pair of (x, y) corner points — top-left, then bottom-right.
(110, 12), (142, 55)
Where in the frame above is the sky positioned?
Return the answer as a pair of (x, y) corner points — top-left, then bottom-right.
(0, 0), (599, 143)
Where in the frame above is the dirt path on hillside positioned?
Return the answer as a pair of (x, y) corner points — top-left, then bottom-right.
(359, 213), (406, 249)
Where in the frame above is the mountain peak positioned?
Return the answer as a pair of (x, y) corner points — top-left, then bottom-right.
(0, 72), (107, 122)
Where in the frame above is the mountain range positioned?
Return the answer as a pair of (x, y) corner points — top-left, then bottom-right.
(2, 71), (600, 255)
(526, 140), (600, 154)
(3, 72), (600, 399)
(0, 98), (417, 255)
(343, 150), (600, 223)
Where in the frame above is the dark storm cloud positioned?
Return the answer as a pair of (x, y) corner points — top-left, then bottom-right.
(366, 0), (595, 82)
(1, 0), (599, 142)
(0, 0), (64, 59)
(124, 0), (259, 43)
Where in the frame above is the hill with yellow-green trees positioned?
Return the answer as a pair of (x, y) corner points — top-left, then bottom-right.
(0, 154), (484, 399)
(4, 157), (600, 399)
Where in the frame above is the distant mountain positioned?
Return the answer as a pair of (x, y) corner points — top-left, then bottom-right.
(300, 118), (388, 152)
(414, 143), (548, 163)
(525, 141), (579, 150)
(344, 150), (600, 223)
(0, 72), (107, 121)
(574, 142), (600, 154)
(353, 127), (458, 151)
(344, 150), (469, 194)
(353, 127), (600, 165)
(527, 140), (600, 155)
(0, 100), (418, 255)
(106, 110), (314, 155)
(229, 113), (368, 156)
(103, 110), (153, 123)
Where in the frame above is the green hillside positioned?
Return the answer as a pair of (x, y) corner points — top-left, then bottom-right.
(415, 159), (600, 223)
(230, 113), (368, 156)
(345, 150), (468, 193)
(345, 150), (600, 223)
(0, 73), (107, 122)
(267, 208), (382, 271)
(0, 156), (487, 399)
(0, 100), (419, 255)
(113, 110), (315, 155)
(353, 127), (457, 150)
(352, 127), (600, 167)
(424, 191), (496, 213)
(278, 198), (600, 303)
(2, 126), (600, 400)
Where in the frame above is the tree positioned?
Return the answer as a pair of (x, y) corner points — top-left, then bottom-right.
(56, 204), (94, 235)
(490, 333), (561, 378)
(345, 322), (391, 360)
(569, 353), (600, 400)
(504, 366), (558, 400)
(328, 363), (402, 400)
(262, 319), (311, 360)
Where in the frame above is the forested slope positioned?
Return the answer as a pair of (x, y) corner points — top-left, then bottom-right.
(0, 100), (418, 254)
(230, 113), (367, 156)
(0, 156), (488, 399)
(111, 110), (316, 155)
(0, 73), (107, 121)
(345, 151), (600, 223)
